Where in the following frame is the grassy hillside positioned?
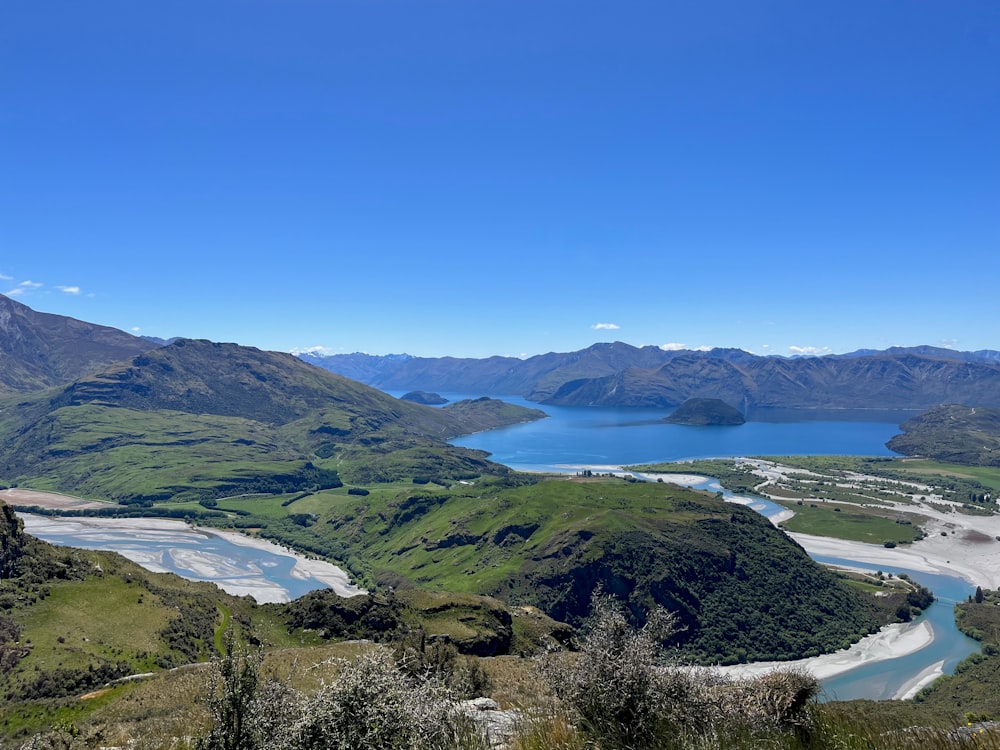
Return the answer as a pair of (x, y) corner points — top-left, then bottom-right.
(887, 404), (1000, 466)
(0, 340), (546, 503)
(0, 501), (571, 745)
(0, 504), (289, 744)
(308, 474), (879, 664)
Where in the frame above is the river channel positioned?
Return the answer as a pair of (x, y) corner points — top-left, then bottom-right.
(17, 393), (982, 700)
(444, 393), (981, 701)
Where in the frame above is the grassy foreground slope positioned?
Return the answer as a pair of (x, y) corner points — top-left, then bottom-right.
(0, 502), (569, 745)
(0, 502), (286, 742)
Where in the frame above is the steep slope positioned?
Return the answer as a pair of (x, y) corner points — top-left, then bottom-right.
(0, 340), (544, 502)
(887, 404), (1000, 466)
(0, 295), (154, 396)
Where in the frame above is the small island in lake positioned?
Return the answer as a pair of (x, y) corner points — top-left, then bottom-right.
(665, 398), (746, 426)
(399, 390), (449, 405)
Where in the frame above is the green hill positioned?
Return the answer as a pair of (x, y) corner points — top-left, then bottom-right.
(0, 501), (569, 744)
(0, 502), (278, 715)
(0, 339), (545, 504)
(315, 475), (879, 664)
(887, 404), (1000, 466)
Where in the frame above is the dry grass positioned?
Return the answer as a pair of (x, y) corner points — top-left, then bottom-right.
(477, 655), (560, 710)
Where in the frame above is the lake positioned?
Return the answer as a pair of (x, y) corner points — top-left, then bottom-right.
(446, 395), (907, 470)
(20, 393), (977, 700)
(443, 393), (979, 700)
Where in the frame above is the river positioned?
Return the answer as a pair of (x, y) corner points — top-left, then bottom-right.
(17, 513), (364, 604)
(18, 393), (981, 700)
(444, 394), (980, 701)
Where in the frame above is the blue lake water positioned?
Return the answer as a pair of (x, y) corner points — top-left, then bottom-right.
(20, 392), (979, 700)
(438, 393), (979, 701)
(442, 395), (906, 470)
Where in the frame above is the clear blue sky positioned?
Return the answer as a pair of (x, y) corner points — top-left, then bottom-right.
(2, 1), (998, 358)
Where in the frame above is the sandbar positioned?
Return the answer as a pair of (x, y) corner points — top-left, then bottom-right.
(632, 471), (712, 487)
(710, 618), (934, 684)
(201, 526), (362, 597)
(790, 532), (999, 590)
(895, 659), (946, 700)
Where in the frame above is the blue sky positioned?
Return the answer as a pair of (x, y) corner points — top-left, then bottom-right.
(2, 1), (998, 358)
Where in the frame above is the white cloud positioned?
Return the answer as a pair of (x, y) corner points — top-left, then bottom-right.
(4, 280), (46, 299)
(592, 322), (620, 331)
(56, 285), (81, 295)
(692, 345), (712, 352)
(939, 339), (959, 349)
(291, 345), (334, 356)
(659, 342), (686, 351)
(789, 345), (832, 356)
(131, 326), (142, 333)
(0, 273), (12, 281)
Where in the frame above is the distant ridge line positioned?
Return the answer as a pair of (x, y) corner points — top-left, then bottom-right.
(300, 342), (1000, 412)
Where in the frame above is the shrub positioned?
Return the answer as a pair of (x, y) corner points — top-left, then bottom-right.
(542, 591), (819, 749)
(394, 630), (493, 699)
(196, 634), (486, 750)
(542, 591), (701, 748)
(197, 634), (297, 750)
(284, 650), (481, 750)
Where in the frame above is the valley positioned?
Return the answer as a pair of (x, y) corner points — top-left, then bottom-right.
(3, 296), (1000, 747)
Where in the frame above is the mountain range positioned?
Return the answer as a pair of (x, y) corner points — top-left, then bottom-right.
(0, 294), (885, 666)
(0, 294), (152, 396)
(0, 296), (544, 503)
(301, 343), (1000, 412)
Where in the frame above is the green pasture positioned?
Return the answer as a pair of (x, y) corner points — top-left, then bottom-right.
(776, 501), (924, 544)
